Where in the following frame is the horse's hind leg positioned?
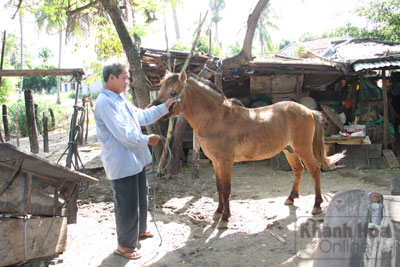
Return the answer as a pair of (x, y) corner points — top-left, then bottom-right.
(301, 158), (323, 215)
(283, 151), (304, 206)
(212, 160), (233, 229)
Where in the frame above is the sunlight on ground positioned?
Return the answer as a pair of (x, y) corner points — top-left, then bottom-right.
(162, 196), (194, 214)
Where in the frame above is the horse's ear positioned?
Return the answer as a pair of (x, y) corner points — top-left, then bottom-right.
(165, 69), (171, 76)
(179, 71), (187, 83)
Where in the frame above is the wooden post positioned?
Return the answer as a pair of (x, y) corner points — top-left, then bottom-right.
(158, 116), (175, 175)
(24, 90), (39, 153)
(192, 132), (200, 179)
(350, 77), (359, 122)
(49, 108), (55, 129)
(0, 124), (3, 142)
(15, 113), (20, 146)
(167, 115), (188, 175)
(382, 69), (389, 149)
(43, 112), (49, 153)
(2, 104), (10, 141)
(295, 74), (304, 102)
(34, 103), (39, 132)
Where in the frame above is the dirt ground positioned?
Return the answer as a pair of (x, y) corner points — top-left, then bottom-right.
(13, 127), (400, 267)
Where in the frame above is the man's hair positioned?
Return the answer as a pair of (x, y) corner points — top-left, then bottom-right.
(102, 62), (127, 82)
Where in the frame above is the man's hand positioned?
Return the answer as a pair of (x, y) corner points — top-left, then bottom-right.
(165, 98), (178, 109)
(148, 134), (161, 146)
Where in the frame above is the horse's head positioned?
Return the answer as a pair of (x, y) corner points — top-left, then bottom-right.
(151, 70), (187, 118)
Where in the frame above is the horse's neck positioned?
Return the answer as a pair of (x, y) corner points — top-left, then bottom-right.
(181, 80), (223, 134)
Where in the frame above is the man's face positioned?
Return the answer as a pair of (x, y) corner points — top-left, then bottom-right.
(110, 68), (129, 94)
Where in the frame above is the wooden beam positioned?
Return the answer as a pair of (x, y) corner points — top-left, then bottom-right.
(382, 69), (389, 149)
(0, 68), (84, 77)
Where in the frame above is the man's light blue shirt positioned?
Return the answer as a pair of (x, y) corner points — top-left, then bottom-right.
(94, 88), (168, 180)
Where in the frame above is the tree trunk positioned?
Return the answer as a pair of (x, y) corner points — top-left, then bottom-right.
(24, 90), (39, 153)
(171, 4), (180, 40)
(57, 32), (62, 105)
(221, 0), (269, 70)
(19, 13), (24, 97)
(215, 22), (219, 44)
(2, 105), (10, 141)
(100, 0), (163, 161)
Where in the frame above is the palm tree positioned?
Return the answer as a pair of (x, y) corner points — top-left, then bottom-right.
(169, 0), (182, 39)
(28, 0), (92, 104)
(19, 10), (24, 95)
(256, 3), (278, 58)
(209, 0), (225, 44)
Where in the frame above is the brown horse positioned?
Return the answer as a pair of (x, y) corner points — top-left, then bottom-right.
(154, 71), (345, 229)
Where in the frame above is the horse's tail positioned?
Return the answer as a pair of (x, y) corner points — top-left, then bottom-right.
(312, 111), (346, 169)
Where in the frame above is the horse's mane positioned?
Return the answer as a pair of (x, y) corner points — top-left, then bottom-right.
(187, 73), (225, 97)
(164, 73), (246, 105)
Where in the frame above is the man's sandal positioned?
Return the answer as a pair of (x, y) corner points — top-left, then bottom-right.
(139, 232), (154, 240)
(114, 248), (141, 260)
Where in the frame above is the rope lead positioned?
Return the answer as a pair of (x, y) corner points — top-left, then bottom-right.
(150, 135), (172, 247)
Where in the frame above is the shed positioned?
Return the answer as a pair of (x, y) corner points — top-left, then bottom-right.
(0, 143), (97, 266)
(139, 39), (400, 169)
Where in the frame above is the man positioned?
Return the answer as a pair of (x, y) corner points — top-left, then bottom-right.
(94, 61), (176, 260)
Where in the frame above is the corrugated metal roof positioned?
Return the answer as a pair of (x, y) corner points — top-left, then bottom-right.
(353, 60), (400, 71)
(323, 39), (400, 72)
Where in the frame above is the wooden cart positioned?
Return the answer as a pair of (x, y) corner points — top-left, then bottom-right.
(0, 143), (97, 266)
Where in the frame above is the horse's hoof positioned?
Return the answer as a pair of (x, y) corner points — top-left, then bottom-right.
(284, 198), (294, 205)
(217, 220), (229, 229)
(212, 212), (222, 221)
(311, 207), (322, 215)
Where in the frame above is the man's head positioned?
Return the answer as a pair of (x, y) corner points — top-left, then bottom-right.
(102, 61), (129, 94)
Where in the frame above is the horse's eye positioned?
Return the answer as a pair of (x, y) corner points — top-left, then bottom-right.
(170, 91), (177, 96)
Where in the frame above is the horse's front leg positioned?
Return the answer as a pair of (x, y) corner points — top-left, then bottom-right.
(212, 179), (223, 221)
(212, 161), (233, 229)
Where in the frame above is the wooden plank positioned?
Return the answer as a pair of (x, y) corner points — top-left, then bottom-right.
(0, 217), (67, 266)
(336, 144), (382, 159)
(250, 74), (297, 96)
(382, 149), (400, 168)
(0, 68), (84, 77)
(0, 167), (66, 216)
(313, 189), (370, 267)
(321, 104), (344, 131)
(0, 143), (97, 183)
(339, 158), (386, 169)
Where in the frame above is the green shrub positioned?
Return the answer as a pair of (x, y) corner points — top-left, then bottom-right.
(6, 100), (67, 137)
(68, 91), (76, 99)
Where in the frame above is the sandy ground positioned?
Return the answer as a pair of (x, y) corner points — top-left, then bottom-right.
(12, 126), (400, 267)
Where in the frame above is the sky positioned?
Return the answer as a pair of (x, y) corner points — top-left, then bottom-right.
(141, 0), (365, 52)
(0, 0), (367, 69)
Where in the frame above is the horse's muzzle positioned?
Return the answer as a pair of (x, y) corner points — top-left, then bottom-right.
(151, 99), (162, 106)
